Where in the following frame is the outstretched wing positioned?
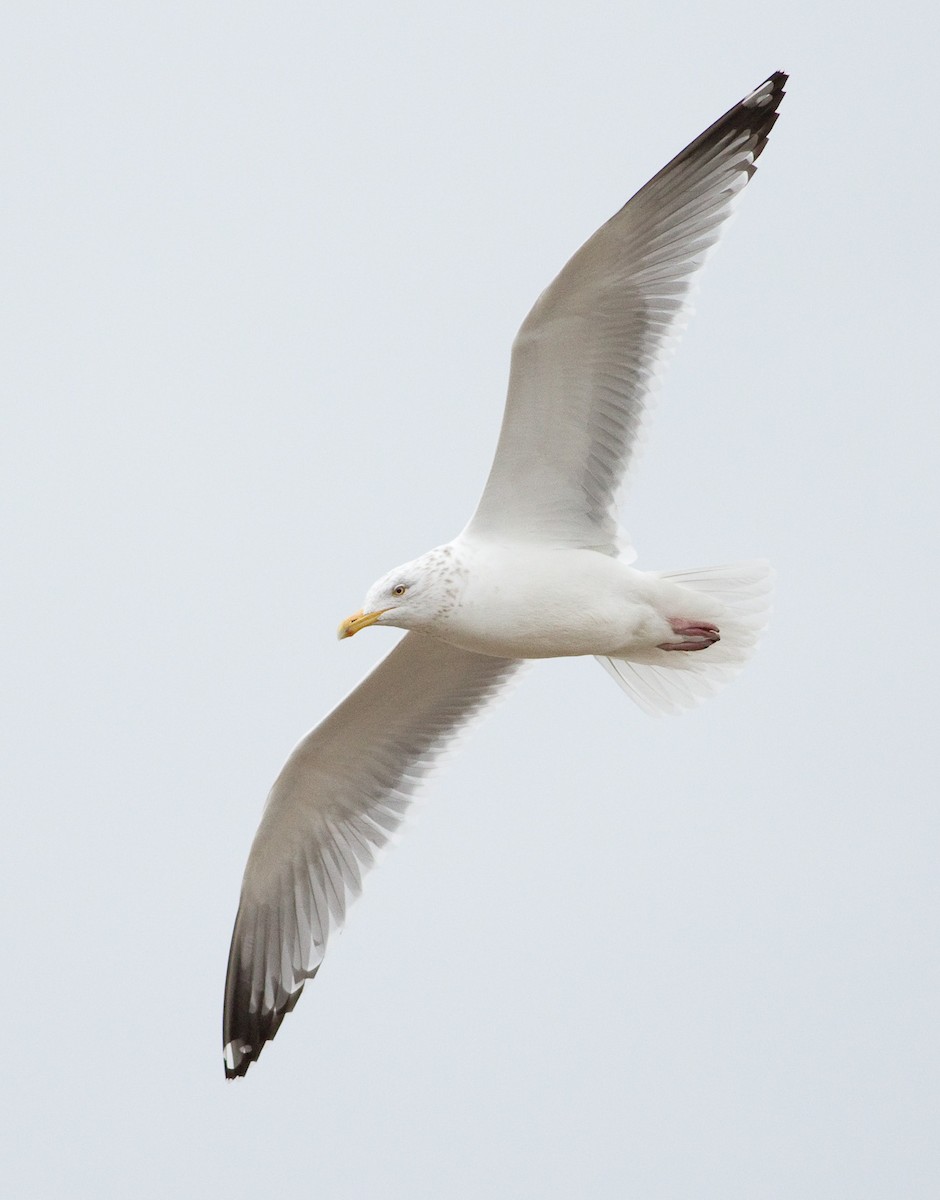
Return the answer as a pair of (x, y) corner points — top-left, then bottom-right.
(224, 634), (518, 1078)
(464, 71), (787, 554)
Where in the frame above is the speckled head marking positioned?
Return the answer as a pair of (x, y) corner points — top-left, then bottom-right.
(338, 543), (470, 638)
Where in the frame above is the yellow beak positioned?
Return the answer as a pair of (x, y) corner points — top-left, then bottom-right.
(337, 608), (390, 640)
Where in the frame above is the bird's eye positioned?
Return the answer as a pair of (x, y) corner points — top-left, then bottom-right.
(392, 584), (407, 597)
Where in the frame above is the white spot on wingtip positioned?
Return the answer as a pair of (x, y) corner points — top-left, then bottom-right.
(223, 1041), (252, 1069)
(743, 80), (774, 108)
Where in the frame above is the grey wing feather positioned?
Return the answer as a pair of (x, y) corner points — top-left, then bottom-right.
(223, 633), (518, 1077)
(465, 71), (787, 553)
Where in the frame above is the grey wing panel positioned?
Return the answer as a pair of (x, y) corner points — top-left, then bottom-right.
(223, 633), (519, 1077)
(466, 72), (786, 552)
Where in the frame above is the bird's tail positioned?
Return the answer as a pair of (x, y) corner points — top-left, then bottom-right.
(596, 560), (773, 716)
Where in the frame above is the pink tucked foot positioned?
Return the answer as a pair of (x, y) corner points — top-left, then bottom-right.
(658, 618), (721, 652)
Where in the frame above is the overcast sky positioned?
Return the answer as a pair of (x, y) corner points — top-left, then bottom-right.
(3, 2), (937, 1197)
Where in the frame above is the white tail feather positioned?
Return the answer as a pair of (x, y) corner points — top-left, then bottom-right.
(596, 560), (773, 716)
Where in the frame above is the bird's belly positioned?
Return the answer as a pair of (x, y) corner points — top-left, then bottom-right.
(440, 592), (660, 660)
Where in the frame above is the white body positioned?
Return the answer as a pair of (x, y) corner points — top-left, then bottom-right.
(435, 540), (711, 660)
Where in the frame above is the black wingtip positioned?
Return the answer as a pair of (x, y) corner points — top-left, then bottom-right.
(222, 897), (320, 1079)
(223, 979), (309, 1079)
(706, 68), (789, 171)
(632, 68), (788, 209)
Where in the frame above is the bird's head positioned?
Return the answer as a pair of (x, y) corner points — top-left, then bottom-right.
(337, 546), (463, 639)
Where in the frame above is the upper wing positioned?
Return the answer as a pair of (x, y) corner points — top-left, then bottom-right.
(223, 633), (518, 1078)
(464, 71), (787, 554)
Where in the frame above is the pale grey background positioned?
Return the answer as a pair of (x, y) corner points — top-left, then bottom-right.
(2, 2), (937, 1197)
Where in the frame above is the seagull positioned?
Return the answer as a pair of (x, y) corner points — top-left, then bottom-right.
(223, 70), (787, 1078)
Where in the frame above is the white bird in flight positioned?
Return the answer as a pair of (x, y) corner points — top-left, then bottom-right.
(224, 70), (787, 1077)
